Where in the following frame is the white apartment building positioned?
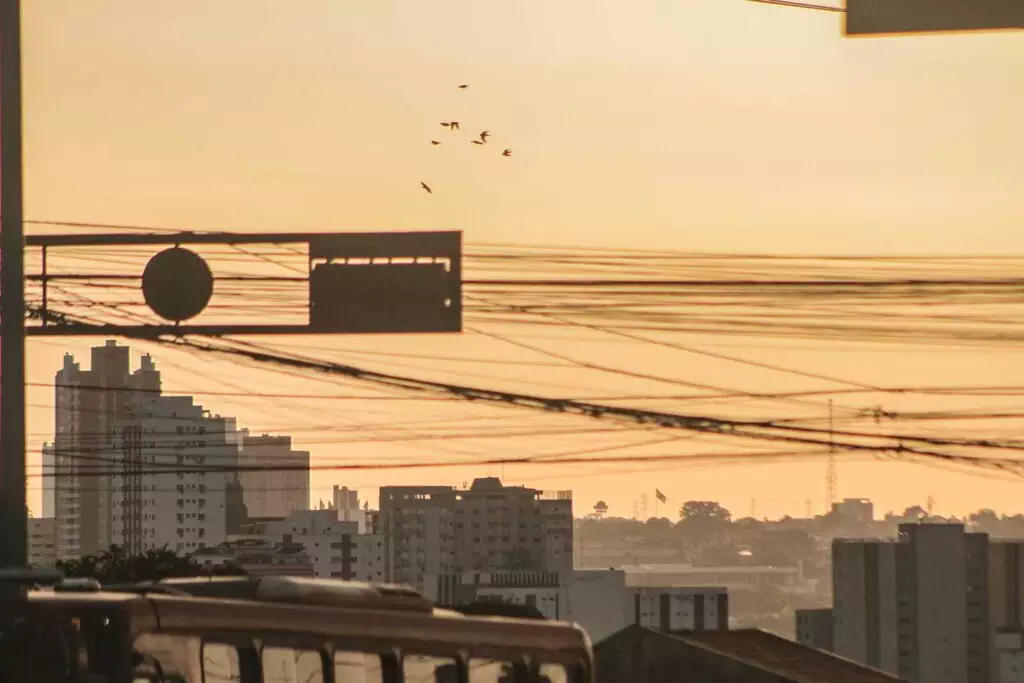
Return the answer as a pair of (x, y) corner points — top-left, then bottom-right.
(379, 478), (573, 595)
(832, 523), (1024, 683)
(433, 569), (728, 644)
(110, 393), (235, 555)
(631, 585), (729, 632)
(54, 342), (161, 560)
(333, 486), (368, 533)
(239, 432), (310, 518)
(28, 517), (57, 567)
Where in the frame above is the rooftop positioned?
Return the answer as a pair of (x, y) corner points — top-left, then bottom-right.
(621, 563), (799, 574)
(676, 628), (903, 683)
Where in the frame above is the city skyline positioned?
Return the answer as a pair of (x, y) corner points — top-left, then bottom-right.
(35, 342), (1024, 526)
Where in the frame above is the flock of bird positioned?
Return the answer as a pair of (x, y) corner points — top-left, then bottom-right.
(420, 84), (511, 194)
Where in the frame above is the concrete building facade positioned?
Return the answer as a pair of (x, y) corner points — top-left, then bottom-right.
(109, 393), (236, 555)
(28, 517), (57, 567)
(379, 478), (573, 594)
(54, 342), (161, 559)
(239, 432), (309, 518)
(796, 607), (834, 652)
(995, 629), (1024, 683)
(831, 523), (1024, 683)
(433, 568), (727, 644)
(240, 509), (386, 583)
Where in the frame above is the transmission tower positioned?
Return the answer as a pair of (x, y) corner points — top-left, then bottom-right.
(826, 399), (837, 512)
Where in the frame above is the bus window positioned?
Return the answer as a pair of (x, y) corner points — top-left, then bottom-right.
(404, 655), (458, 683)
(133, 633), (201, 683)
(468, 659), (515, 683)
(262, 646), (324, 683)
(202, 642), (241, 683)
(334, 651), (383, 683)
(531, 664), (568, 683)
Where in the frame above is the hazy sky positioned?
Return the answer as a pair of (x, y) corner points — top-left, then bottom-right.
(19, 1), (1024, 520)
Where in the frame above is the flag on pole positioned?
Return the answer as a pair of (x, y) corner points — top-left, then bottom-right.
(655, 489), (667, 503)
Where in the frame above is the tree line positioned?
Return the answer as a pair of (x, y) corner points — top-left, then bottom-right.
(55, 545), (245, 584)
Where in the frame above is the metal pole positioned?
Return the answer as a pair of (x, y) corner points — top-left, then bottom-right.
(0, 0), (27, 567)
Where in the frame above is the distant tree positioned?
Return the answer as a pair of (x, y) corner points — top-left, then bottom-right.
(644, 517), (673, 533)
(679, 500), (732, 523)
(592, 500), (609, 519)
(901, 505), (928, 521)
(56, 545), (245, 584)
(969, 508), (999, 528)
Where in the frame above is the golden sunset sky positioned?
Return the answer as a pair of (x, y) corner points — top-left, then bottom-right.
(20, 1), (1024, 520)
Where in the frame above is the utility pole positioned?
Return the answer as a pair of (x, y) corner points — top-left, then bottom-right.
(0, 0), (27, 568)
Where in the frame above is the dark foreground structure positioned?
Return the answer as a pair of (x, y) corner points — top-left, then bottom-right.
(595, 625), (906, 683)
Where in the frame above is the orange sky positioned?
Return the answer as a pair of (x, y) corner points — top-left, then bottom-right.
(19, 1), (1024, 520)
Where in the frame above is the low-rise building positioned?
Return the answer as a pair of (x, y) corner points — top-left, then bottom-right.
(433, 568), (728, 644)
(238, 509), (386, 582)
(191, 537), (314, 577)
(995, 629), (1024, 683)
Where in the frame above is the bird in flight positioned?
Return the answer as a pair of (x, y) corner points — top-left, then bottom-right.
(471, 140), (484, 145)
(448, 121), (460, 131)
(479, 131), (490, 143)
(431, 140), (441, 146)
(458, 84), (469, 89)
(420, 182), (432, 194)
(502, 149), (512, 157)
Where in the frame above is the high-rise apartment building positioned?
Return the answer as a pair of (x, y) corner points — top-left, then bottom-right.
(238, 432), (310, 517)
(54, 341), (239, 559)
(110, 394), (236, 555)
(378, 477), (573, 595)
(832, 523), (1024, 683)
(54, 341), (161, 559)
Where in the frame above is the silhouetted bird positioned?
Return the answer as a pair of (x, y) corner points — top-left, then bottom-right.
(502, 149), (512, 157)
(458, 84), (469, 89)
(479, 131), (490, 143)
(471, 140), (484, 145)
(431, 140), (441, 145)
(449, 121), (460, 131)
(420, 182), (432, 194)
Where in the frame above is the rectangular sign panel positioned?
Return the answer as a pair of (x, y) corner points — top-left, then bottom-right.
(846, 0), (1023, 35)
